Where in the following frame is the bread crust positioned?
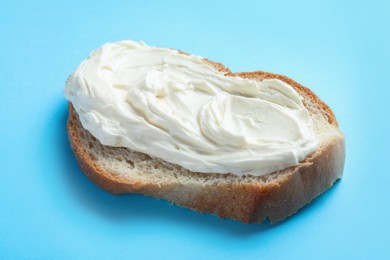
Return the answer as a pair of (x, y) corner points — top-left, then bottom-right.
(66, 61), (345, 223)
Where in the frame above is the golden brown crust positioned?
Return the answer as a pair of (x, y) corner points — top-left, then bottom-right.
(66, 59), (345, 224)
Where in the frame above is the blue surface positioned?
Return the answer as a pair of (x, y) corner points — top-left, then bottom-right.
(1, 0), (389, 259)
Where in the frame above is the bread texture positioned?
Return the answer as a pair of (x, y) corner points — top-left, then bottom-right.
(66, 59), (345, 223)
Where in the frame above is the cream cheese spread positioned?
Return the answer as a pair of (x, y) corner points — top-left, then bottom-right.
(65, 41), (318, 176)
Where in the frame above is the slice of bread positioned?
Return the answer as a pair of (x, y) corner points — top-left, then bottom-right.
(66, 59), (345, 223)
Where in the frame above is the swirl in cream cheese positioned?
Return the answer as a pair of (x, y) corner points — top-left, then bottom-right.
(65, 41), (318, 176)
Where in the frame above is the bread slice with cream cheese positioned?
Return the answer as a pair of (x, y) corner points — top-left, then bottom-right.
(66, 52), (345, 223)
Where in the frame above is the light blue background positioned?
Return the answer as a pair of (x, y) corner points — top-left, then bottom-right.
(1, 0), (389, 259)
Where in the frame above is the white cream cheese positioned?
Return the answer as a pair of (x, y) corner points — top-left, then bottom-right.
(65, 41), (318, 176)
